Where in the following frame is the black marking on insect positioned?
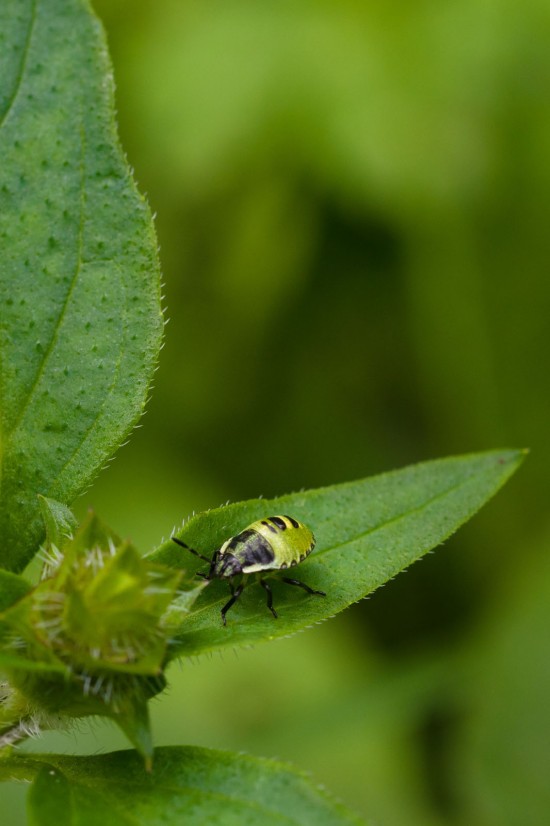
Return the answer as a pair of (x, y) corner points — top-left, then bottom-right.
(172, 515), (325, 625)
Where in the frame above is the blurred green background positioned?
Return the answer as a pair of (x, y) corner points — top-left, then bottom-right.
(7, 0), (550, 823)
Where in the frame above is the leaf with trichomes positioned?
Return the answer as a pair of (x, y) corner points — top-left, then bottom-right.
(152, 450), (525, 657)
(0, 0), (163, 573)
(3, 747), (366, 825)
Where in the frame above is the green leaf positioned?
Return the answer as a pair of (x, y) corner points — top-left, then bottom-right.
(151, 449), (525, 657)
(0, 570), (31, 612)
(38, 496), (78, 552)
(15, 747), (365, 825)
(0, 0), (163, 573)
(161, 580), (208, 634)
(28, 765), (73, 826)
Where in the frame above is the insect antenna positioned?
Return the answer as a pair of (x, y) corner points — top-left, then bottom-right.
(171, 536), (212, 564)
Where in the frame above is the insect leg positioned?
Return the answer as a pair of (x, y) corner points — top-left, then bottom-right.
(171, 536), (212, 564)
(282, 577), (326, 597)
(259, 578), (278, 619)
(220, 583), (245, 626)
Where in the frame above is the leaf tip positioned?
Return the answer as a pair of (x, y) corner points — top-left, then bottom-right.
(498, 447), (529, 469)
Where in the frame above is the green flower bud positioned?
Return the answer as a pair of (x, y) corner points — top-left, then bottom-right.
(0, 512), (199, 765)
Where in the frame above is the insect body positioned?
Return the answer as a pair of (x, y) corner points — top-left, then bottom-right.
(172, 515), (325, 625)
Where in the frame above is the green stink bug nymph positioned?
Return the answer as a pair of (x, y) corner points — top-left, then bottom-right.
(172, 515), (326, 625)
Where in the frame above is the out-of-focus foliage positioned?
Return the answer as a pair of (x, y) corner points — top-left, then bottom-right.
(6, 0), (544, 823)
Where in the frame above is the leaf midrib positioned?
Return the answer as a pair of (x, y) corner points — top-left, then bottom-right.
(0, 0), (37, 130)
(0, 0), (86, 505)
(0, 0), (38, 505)
(0, 119), (86, 511)
(314, 464), (484, 558)
(5, 126), (86, 443)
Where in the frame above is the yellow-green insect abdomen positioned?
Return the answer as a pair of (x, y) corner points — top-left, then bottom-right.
(216, 515), (315, 576)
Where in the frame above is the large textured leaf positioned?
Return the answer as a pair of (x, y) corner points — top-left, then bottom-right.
(151, 450), (524, 657)
(6, 747), (364, 825)
(0, 0), (163, 572)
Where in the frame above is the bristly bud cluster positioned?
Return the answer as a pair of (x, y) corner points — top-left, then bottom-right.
(0, 509), (196, 765)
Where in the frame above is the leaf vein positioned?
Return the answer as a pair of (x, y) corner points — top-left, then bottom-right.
(0, 0), (37, 130)
(315, 471), (482, 557)
(4, 122), (86, 444)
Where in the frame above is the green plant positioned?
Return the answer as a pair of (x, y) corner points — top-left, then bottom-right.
(0, 1), (524, 822)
